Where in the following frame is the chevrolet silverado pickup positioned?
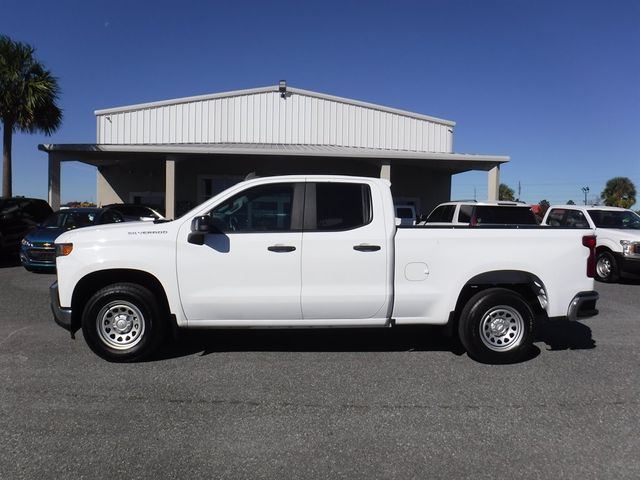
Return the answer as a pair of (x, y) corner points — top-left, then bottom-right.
(50, 175), (599, 363)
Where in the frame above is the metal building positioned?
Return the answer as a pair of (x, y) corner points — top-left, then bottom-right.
(40, 83), (508, 218)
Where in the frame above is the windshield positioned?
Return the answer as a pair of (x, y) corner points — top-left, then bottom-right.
(43, 211), (98, 229)
(587, 210), (640, 229)
(0, 199), (18, 216)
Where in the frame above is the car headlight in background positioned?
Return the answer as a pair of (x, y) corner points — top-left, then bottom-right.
(21, 238), (34, 248)
(620, 240), (640, 257)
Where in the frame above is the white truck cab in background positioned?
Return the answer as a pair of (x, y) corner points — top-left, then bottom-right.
(51, 175), (599, 364)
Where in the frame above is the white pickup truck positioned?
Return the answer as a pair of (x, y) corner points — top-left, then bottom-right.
(51, 175), (599, 364)
(542, 205), (640, 282)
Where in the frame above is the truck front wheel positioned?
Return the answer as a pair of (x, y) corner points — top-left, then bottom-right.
(81, 283), (166, 362)
(595, 251), (619, 283)
(458, 288), (534, 364)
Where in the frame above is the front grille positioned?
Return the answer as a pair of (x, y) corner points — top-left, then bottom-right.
(26, 248), (56, 263)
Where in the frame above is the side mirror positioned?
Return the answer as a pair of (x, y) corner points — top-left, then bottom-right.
(188, 216), (222, 245)
(191, 216), (212, 233)
(188, 216), (209, 245)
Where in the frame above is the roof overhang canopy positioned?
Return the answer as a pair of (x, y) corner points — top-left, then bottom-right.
(39, 143), (509, 174)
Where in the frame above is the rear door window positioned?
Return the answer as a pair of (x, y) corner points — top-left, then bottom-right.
(306, 183), (371, 231)
(473, 206), (538, 225)
(426, 205), (456, 223)
(458, 205), (473, 223)
(546, 209), (566, 226)
(564, 210), (589, 228)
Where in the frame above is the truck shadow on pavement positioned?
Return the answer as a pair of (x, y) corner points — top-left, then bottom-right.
(155, 326), (469, 360)
(535, 318), (596, 351)
(154, 319), (594, 362)
(152, 327), (574, 362)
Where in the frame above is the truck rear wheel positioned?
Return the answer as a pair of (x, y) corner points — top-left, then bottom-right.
(458, 288), (534, 364)
(81, 283), (166, 362)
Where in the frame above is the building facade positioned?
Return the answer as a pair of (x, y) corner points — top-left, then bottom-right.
(40, 83), (508, 218)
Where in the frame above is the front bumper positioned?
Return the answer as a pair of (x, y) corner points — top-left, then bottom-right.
(567, 291), (599, 321)
(617, 254), (640, 277)
(50, 281), (74, 332)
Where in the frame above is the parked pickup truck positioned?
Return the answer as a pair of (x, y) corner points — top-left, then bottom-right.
(542, 205), (640, 282)
(50, 175), (599, 364)
(422, 201), (539, 226)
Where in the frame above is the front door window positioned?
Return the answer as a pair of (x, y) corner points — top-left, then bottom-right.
(209, 183), (294, 233)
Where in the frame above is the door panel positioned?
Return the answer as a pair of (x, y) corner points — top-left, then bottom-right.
(177, 182), (303, 321)
(177, 232), (302, 320)
(301, 182), (390, 320)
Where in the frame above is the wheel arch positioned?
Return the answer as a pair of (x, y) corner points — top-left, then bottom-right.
(595, 245), (614, 255)
(449, 270), (548, 329)
(70, 269), (172, 332)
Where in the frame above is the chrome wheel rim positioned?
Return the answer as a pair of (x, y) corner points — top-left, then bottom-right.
(479, 305), (524, 352)
(96, 301), (145, 350)
(596, 256), (611, 279)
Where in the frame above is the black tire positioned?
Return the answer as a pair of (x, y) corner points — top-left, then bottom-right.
(595, 251), (619, 283)
(458, 288), (535, 364)
(81, 283), (166, 362)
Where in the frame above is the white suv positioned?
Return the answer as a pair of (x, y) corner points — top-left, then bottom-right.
(542, 205), (640, 282)
(423, 201), (539, 226)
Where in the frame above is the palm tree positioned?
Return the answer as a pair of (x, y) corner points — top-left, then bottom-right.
(601, 177), (636, 209)
(499, 183), (515, 201)
(0, 35), (62, 198)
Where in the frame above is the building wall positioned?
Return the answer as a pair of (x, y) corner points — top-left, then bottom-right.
(96, 90), (454, 153)
(96, 154), (450, 218)
(389, 165), (452, 217)
(97, 160), (165, 208)
(174, 155), (381, 214)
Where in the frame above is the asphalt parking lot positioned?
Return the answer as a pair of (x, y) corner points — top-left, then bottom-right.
(1, 260), (639, 480)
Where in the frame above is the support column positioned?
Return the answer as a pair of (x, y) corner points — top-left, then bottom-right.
(165, 158), (176, 219)
(380, 161), (391, 181)
(487, 165), (500, 201)
(48, 154), (61, 210)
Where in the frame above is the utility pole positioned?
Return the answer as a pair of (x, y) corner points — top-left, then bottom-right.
(582, 186), (590, 205)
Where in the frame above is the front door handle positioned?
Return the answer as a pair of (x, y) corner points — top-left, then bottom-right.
(268, 245), (296, 253)
(353, 244), (381, 252)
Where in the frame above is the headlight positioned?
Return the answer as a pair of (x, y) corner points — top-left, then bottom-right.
(620, 240), (640, 256)
(21, 238), (33, 248)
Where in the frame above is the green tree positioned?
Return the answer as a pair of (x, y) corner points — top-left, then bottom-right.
(0, 35), (62, 197)
(538, 199), (550, 217)
(600, 177), (636, 208)
(499, 183), (515, 201)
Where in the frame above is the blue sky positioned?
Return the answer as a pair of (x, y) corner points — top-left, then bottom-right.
(1, 0), (639, 206)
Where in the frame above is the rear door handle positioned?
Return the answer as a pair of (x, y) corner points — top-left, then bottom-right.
(353, 244), (381, 252)
(268, 245), (297, 253)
